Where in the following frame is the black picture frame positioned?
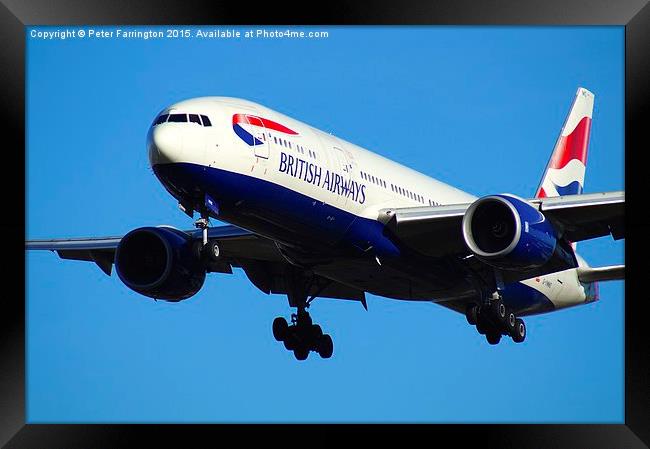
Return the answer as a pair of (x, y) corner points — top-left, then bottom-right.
(3, 1), (648, 447)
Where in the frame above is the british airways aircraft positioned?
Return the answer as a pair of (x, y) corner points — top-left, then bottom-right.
(26, 87), (624, 360)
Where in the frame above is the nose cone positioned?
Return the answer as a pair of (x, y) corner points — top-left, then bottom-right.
(147, 124), (183, 166)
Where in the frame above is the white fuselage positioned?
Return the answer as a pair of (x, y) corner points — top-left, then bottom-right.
(147, 96), (596, 314)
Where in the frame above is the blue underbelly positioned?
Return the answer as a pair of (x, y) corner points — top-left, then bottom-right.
(152, 162), (400, 257)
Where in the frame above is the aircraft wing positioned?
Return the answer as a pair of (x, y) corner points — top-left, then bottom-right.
(26, 224), (365, 303)
(378, 191), (624, 259)
(25, 225), (276, 275)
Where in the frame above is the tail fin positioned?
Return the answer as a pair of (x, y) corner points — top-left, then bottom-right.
(535, 87), (594, 199)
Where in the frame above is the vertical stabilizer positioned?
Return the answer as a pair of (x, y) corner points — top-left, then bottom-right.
(535, 87), (594, 198)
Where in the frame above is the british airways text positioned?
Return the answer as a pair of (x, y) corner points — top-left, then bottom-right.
(278, 152), (366, 204)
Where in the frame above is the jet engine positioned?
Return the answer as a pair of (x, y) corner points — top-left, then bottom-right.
(114, 226), (205, 300)
(462, 194), (573, 271)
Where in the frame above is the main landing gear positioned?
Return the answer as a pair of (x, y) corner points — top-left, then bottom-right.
(272, 269), (334, 360)
(466, 297), (526, 345)
(272, 308), (333, 360)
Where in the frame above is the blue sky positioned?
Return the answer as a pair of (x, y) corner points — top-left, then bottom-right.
(26, 26), (624, 423)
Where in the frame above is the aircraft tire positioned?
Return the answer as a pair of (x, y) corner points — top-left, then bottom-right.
(506, 311), (517, 334)
(466, 304), (479, 325)
(317, 334), (334, 359)
(200, 240), (221, 263)
(476, 313), (490, 335)
(490, 298), (507, 324)
(486, 332), (501, 345)
(272, 317), (288, 342)
(310, 324), (323, 343)
(512, 319), (526, 343)
(496, 300), (507, 323)
(283, 330), (297, 350)
(294, 346), (309, 361)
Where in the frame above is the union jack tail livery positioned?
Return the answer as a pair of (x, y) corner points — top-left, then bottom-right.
(536, 87), (594, 199)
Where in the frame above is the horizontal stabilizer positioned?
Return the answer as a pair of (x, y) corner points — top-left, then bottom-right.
(577, 265), (624, 283)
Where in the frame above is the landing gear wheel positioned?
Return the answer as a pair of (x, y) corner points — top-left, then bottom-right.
(294, 346), (309, 361)
(512, 318), (526, 343)
(496, 301), (507, 323)
(466, 304), (479, 325)
(311, 324), (323, 340)
(202, 240), (221, 263)
(486, 332), (502, 345)
(506, 311), (517, 334)
(490, 298), (507, 324)
(283, 330), (297, 350)
(476, 311), (491, 335)
(476, 319), (488, 335)
(272, 317), (288, 342)
(317, 334), (334, 359)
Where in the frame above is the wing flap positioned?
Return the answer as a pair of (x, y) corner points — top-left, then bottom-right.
(57, 249), (115, 276)
(536, 191), (624, 241)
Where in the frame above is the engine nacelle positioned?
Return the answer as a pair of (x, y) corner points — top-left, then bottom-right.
(462, 194), (562, 271)
(114, 226), (205, 301)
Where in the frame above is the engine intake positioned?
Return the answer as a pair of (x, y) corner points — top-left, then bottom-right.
(115, 226), (205, 300)
(462, 194), (562, 270)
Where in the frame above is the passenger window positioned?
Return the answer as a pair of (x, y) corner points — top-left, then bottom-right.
(168, 113), (187, 123)
(189, 114), (201, 125)
(200, 115), (212, 126)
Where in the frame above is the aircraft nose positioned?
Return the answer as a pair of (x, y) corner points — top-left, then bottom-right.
(147, 124), (183, 166)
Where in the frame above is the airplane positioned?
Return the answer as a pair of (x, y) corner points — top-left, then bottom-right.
(26, 87), (624, 360)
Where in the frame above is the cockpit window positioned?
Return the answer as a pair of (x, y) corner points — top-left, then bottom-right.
(168, 113), (188, 123)
(153, 114), (169, 125)
(153, 112), (211, 127)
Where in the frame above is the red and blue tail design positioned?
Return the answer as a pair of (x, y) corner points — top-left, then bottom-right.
(232, 113), (298, 146)
(535, 87), (594, 199)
